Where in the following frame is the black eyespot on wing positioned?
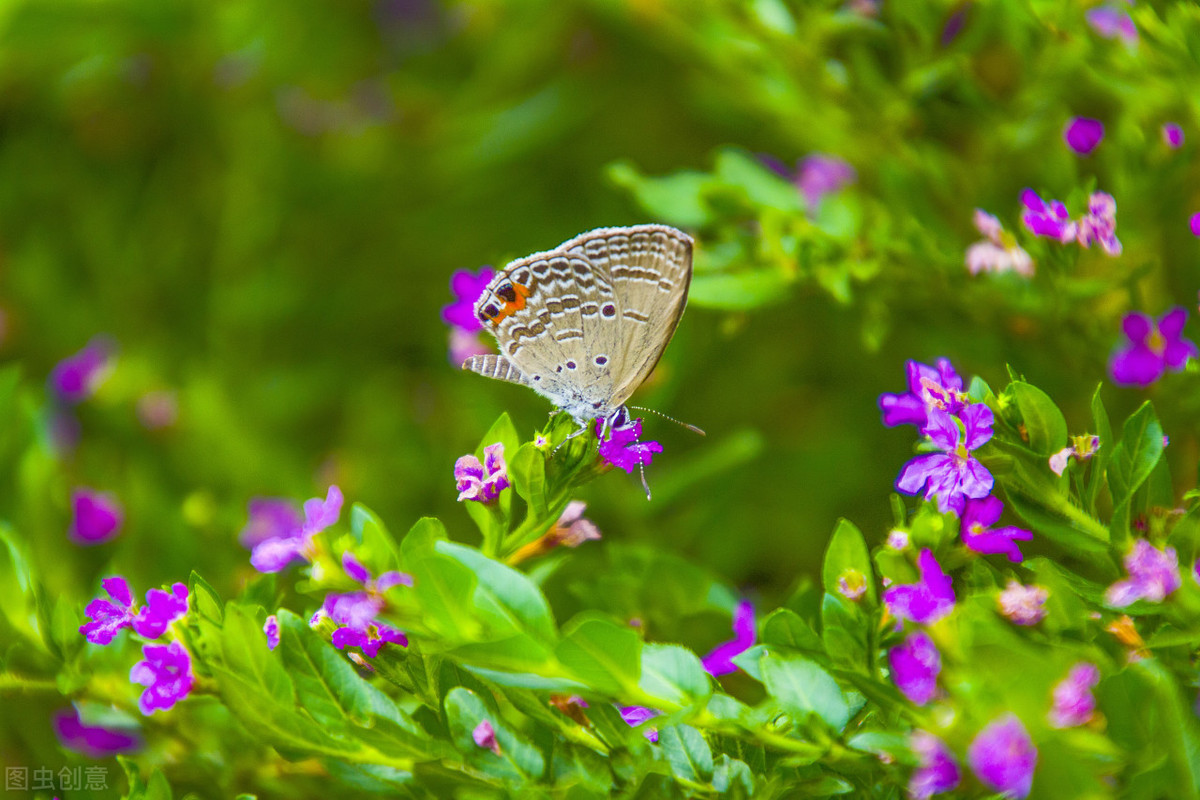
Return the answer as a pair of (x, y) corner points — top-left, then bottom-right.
(556, 365), (563, 373)
(496, 284), (517, 303)
(595, 355), (608, 366)
(566, 361), (576, 370)
(533, 375), (541, 381)
(601, 303), (616, 317)
(483, 303), (500, 317)
(515, 270), (530, 284)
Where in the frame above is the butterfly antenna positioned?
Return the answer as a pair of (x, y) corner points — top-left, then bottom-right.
(639, 462), (652, 500)
(628, 406), (706, 436)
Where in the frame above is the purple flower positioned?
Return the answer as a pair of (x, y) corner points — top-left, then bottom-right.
(49, 337), (114, 403)
(1049, 434), (1100, 476)
(442, 267), (495, 333)
(136, 390), (178, 430)
(53, 708), (141, 758)
(239, 498), (303, 549)
(323, 552), (413, 633)
(449, 327), (491, 365)
(68, 488), (123, 545)
(966, 210), (1034, 277)
(701, 600), (756, 676)
(330, 621), (408, 658)
(887, 530), (911, 550)
(883, 549), (956, 625)
(595, 415), (663, 475)
(836, 569), (867, 601)
(1048, 663), (1101, 728)
(1190, 212), (1200, 237)
(997, 581), (1048, 626)
(967, 714), (1038, 799)
(264, 614), (280, 650)
(130, 641), (195, 715)
(909, 731), (961, 798)
(879, 358), (965, 429)
(131, 583), (189, 639)
(249, 485), (343, 573)
(1076, 192), (1121, 256)
(80, 578), (189, 644)
(1021, 189), (1077, 243)
(619, 705), (661, 742)
(1163, 123), (1185, 149)
(1064, 117), (1105, 156)
(1087, 5), (1138, 46)
(1105, 539), (1181, 607)
(796, 154), (856, 210)
(959, 496), (1032, 563)
(473, 719), (501, 755)
(455, 443), (510, 503)
(896, 405), (994, 515)
(888, 631), (941, 705)
(1110, 308), (1198, 387)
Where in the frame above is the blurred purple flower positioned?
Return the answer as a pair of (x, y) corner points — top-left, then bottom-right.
(442, 268), (495, 333)
(1049, 434), (1100, 476)
(239, 497), (303, 549)
(1190, 212), (1200, 237)
(1076, 192), (1121, 256)
(966, 210), (1033, 277)
(53, 708), (141, 758)
(68, 488), (123, 545)
(473, 719), (501, 754)
(455, 443), (510, 502)
(1105, 539), (1181, 607)
(80, 577), (137, 645)
(249, 485), (343, 573)
(330, 621), (408, 658)
(49, 337), (114, 403)
(619, 705), (661, 742)
(264, 614), (280, 650)
(550, 500), (602, 547)
(1163, 123), (1185, 149)
(1048, 662), (1101, 728)
(1109, 307), (1198, 387)
(1021, 189), (1077, 243)
(887, 530), (910, 550)
(883, 549), (956, 625)
(796, 154), (856, 210)
(879, 358), (965, 429)
(449, 327), (492, 365)
(130, 641), (195, 715)
(967, 715), (1038, 799)
(323, 552), (412, 633)
(940, 4), (971, 46)
(131, 583), (189, 639)
(896, 405), (994, 515)
(596, 415), (663, 475)
(959, 496), (1032, 563)
(1064, 117), (1105, 156)
(701, 600), (756, 676)
(136, 390), (178, 430)
(997, 580), (1048, 626)
(888, 630), (941, 705)
(909, 731), (961, 798)
(1087, 5), (1138, 46)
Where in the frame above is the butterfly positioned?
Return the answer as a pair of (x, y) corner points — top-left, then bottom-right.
(461, 224), (694, 428)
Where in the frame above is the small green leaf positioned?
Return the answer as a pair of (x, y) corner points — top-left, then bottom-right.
(509, 442), (550, 520)
(759, 608), (825, 655)
(689, 268), (791, 310)
(713, 149), (803, 212)
(658, 724), (715, 784)
(189, 571), (223, 625)
(1008, 381), (1068, 456)
(821, 518), (877, 605)
(555, 614), (642, 696)
(759, 650), (851, 731)
(821, 593), (869, 672)
(436, 541), (557, 643)
(638, 643), (712, 708)
(444, 687), (546, 783)
(607, 160), (714, 228)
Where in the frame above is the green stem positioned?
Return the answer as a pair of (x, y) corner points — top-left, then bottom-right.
(0, 673), (59, 693)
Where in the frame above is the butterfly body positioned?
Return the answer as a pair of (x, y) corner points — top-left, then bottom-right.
(463, 224), (693, 425)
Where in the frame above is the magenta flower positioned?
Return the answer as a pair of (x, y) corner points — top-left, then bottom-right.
(1109, 307), (1198, 387)
(701, 600), (756, 676)
(249, 485), (343, 573)
(887, 530), (911, 550)
(238, 497), (303, 549)
(551, 500), (602, 547)
(883, 549), (956, 625)
(1048, 663), (1101, 728)
(909, 731), (961, 799)
(1064, 117), (1105, 156)
(442, 267), (495, 333)
(80, 578), (189, 644)
(49, 337), (114, 403)
(1076, 192), (1121, 256)
(596, 415), (663, 475)
(323, 551), (413, 633)
(959, 496), (1032, 563)
(966, 210), (1034, 277)
(1105, 539), (1181, 607)
(888, 630), (941, 705)
(967, 715), (1038, 799)
(454, 443), (510, 503)
(264, 615), (280, 650)
(896, 405), (994, 515)
(1163, 123), (1185, 149)
(131, 583), (189, 639)
(130, 641), (195, 715)
(879, 358), (965, 429)
(136, 390), (178, 430)
(449, 327), (492, 365)
(1021, 189), (1077, 243)
(1190, 212), (1200, 237)
(796, 154), (856, 210)
(68, 488), (123, 545)
(997, 581), (1048, 626)
(1086, 5), (1137, 46)
(53, 708), (141, 758)
(330, 621), (408, 658)
(1049, 434), (1100, 476)
(619, 705), (661, 742)
(473, 720), (501, 755)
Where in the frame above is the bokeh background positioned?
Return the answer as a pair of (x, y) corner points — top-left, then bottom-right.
(3, 0), (1200, 789)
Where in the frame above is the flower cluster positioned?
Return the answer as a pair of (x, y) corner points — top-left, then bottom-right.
(454, 443), (510, 503)
(79, 577), (194, 714)
(442, 267), (495, 364)
(1104, 539), (1181, 607)
(1109, 307), (1197, 388)
(248, 485), (343, 573)
(966, 209), (1033, 277)
(319, 552), (412, 658)
(1021, 189), (1121, 256)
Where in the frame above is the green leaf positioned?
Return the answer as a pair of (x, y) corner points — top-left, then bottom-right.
(712, 754), (756, 796)
(759, 608), (825, 655)
(821, 593), (869, 672)
(821, 518), (877, 605)
(436, 541), (557, 643)
(607, 160), (714, 228)
(188, 571), (223, 626)
(1084, 385), (1113, 511)
(405, 549), (482, 643)
(688, 268), (791, 311)
(351, 503), (402, 569)
(638, 643), (712, 708)
(509, 442), (550, 520)
(1008, 381), (1068, 456)
(555, 614), (642, 696)
(1109, 401), (1164, 505)
(658, 724), (715, 785)
(759, 650), (851, 731)
(444, 687), (546, 783)
(713, 148), (804, 212)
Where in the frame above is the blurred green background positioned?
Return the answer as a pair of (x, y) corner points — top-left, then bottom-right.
(3, 0), (1200, 689)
